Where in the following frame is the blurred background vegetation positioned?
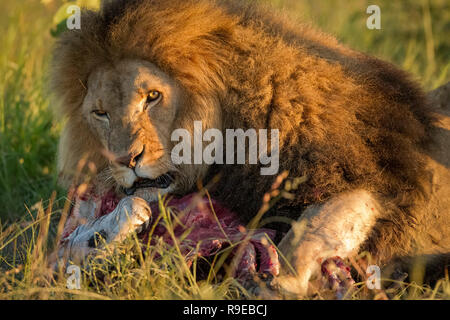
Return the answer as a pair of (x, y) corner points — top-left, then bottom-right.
(0, 0), (449, 221)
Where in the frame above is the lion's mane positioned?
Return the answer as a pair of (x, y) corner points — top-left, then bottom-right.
(51, 0), (435, 263)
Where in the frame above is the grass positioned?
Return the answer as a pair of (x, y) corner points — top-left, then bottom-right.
(0, 0), (62, 222)
(0, 195), (250, 300)
(0, 0), (449, 300)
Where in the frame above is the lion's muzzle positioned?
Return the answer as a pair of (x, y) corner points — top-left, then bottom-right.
(122, 172), (175, 196)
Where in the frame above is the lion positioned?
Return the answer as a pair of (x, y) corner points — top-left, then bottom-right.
(50, 0), (450, 296)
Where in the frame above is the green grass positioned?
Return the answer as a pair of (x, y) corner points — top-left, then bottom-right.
(0, 0), (449, 300)
(0, 0), (62, 221)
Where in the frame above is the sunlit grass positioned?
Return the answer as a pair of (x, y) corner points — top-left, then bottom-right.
(0, 195), (253, 300)
(0, 0), (449, 300)
(0, 0), (62, 221)
(1, 194), (449, 300)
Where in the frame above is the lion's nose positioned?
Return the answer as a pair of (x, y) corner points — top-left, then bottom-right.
(116, 149), (144, 168)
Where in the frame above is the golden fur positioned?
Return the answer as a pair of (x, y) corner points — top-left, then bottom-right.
(51, 0), (449, 272)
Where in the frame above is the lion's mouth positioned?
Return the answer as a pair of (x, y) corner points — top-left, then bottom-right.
(122, 173), (175, 196)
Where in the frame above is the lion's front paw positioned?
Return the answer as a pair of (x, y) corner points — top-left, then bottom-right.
(273, 268), (314, 298)
(275, 239), (323, 298)
(275, 233), (355, 298)
(274, 256), (355, 299)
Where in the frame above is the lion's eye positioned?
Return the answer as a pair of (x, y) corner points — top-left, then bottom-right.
(92, 110), (109, 120)
(146, 90), (161, 104)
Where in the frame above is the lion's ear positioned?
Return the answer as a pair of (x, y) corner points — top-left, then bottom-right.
(57, 119), (107, 188)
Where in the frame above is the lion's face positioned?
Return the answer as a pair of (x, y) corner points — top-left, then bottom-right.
(82, 59), (187, 201)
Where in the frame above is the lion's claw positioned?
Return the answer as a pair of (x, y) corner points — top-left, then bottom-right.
(321, 256), (355, 299)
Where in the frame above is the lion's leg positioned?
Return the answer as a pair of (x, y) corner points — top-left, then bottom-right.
(276, 190), (382, 297)
(55, 196), (152, 268)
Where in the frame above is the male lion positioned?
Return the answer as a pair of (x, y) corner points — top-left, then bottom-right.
(50, 0), (450, 296)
